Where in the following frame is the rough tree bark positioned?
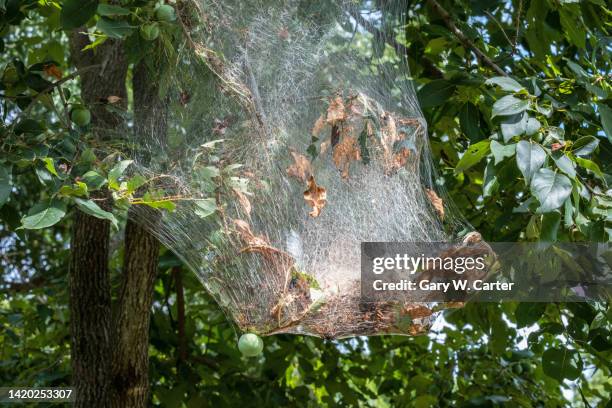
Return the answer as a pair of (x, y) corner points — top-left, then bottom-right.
(68, 33), (128, 408)
(110, 60), (166, 408)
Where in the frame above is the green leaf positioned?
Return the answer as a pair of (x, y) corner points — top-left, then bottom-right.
(126, 175), (147, 194)
(597, 103), (612, 143)
(542, 347), (583, 382)
(417, 80), (455, 108)
(96, 17), (134, 39)
(0, 164), (12, 208)
(490, 140), (516, 165)
(530, 169), (572, 213)
(485, 76), (524, 92)
(21, 201), (66, 230)
(41, 157), (58, 176)
(74, 198), (118, 229)
(552, 154), (576, 179)
(194, 198), (217, 218)
(516, 141), (546, 184)
(459, 103), (481, 142)
(455, 140), (490, 173)
(575, 157), (603, 178)
(82, 170), (107, 190)
(572, 136), (599, 156)
(97, 4), (130, 16)
(61, 0), (98, 30)
(566, 60), (588, 79)
(500, 113), (539, 141)
(59, 181), (88, 198)
(541, 211), (561, 241)
(108, 160), (133, 190)
(492, 95), (529, 117)
(559, 8), (586, 49)
(515, 302), (546, 327)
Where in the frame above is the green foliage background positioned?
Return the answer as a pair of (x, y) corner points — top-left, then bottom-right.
(1, 0), (611, 406)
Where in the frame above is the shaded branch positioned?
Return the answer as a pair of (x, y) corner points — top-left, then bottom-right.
(427, 0), (508, 77)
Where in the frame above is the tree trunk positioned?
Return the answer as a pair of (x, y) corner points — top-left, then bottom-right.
(110, 60), (165, 407)
(69, 208), (112, 407)
(111, 210), (160, 407)
(68, 32), (128, 408)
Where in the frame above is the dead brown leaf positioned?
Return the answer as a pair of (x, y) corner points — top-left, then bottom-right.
(286, 151), (312, 182)
(233, 188), (251, 216)
(303, 176), (327, 217)
(404, 304), (433, 319)
(425, 189), (444, 220)
(312, 114), (326, 137)
(332, 135), (361, 179)
(107, 95), (122, 104)
(326, 96), (346, 125)
(43, 64), (62, 80)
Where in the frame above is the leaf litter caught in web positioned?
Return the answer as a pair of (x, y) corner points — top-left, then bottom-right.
(332, 135), (361, 179)
(326, 95), (346, 125)
(286, 151), (312, 182)
(303, 176), (327, 217)
(426, 189), (444, 220)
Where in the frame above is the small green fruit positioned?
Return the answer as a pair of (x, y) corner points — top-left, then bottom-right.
(71, 108), (91, 127)
(155, 4), (176, 22)
(238, 333), (263, 357)
(140, 23), (160, 41)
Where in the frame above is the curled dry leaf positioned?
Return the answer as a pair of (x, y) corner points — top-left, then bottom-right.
(286, 151), (312, 182)
(233, 219), (290, 260)
(326, 96), (346, 125)
(425, 189), (444, 220)
(403, 304), (433, 319)
(389, 147), (411, 173)
(332, 135), (361, 179)
(312, 114), (326, 137)
(303, 176), (327, 217)
(233, 188), (251, 216)
(107, 95), (122, 104)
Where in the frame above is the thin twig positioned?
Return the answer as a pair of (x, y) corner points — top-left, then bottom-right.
(484, 10), (514, 50)
(18, 65), (102, 120)
(427, 0), (508, 76)
(514, 0), (524, 53)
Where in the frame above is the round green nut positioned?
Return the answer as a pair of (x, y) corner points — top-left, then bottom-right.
(140, 23), (160, 41)
(71, 108), (91, 127)
(155, 4), (176, 22)
(238, 333), (264, 357)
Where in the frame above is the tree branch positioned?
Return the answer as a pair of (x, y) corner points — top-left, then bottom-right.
(427, 0), (508, 77)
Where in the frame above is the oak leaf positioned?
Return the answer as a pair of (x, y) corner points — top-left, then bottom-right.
(286, 151), (312, 182)
(303, 176), (327, 217)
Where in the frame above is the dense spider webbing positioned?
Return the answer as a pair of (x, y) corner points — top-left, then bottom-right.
(131, 0), (474, 338)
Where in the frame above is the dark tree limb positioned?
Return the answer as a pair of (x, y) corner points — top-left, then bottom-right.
(427, 0), (508, 77)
